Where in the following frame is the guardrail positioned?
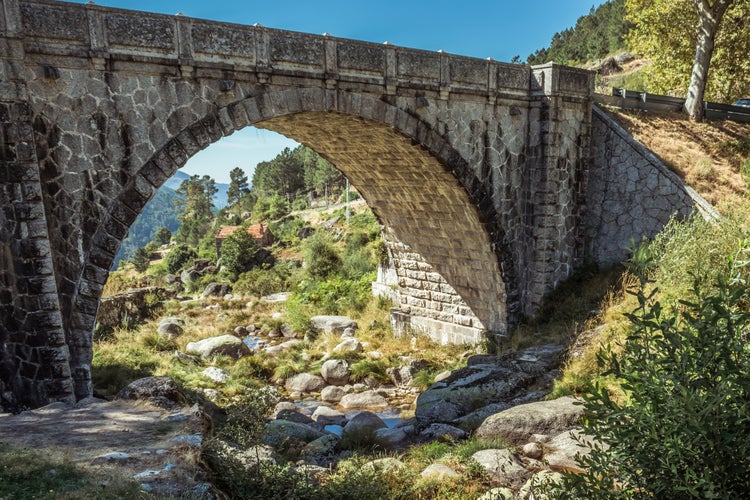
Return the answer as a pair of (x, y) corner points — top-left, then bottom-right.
(594, 88), (750, 123)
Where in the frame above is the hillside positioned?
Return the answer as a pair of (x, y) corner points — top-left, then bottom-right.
(603, 107), (750, 212)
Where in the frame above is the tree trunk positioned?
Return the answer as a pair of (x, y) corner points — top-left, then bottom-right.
(684, 0), (733, 121)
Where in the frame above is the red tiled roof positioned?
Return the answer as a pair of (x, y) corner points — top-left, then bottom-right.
(216, 224), (267, 240)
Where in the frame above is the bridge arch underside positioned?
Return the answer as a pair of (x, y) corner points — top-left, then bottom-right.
(257, 111), (508, 341)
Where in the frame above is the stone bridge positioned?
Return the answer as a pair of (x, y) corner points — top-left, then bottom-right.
(0, 0), (706, 409)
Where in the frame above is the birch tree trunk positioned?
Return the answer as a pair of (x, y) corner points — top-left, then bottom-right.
(684, 0), (733, 121)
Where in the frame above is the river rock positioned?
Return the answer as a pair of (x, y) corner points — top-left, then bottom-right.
(309, 316), (358, 335)
(262, 420), (324, 449)
(415, 344), (564, 426)
(339, 390), (388, 409)
(475, 396), (583, 445)
(471, 449), (529, 486)
(420, 463), (460, 480)
(311, 406), (347, 426)
(419, 423), (467, 442)
(320, 359), (350, 386)
(375, 427), (410, 448)
(285, 373), (326, 393)
(320, 385), (346, 403)
(301, 434), (340, 467)
(342, 411), (387, 438)
(186, 335), (250, 359)
(116, 376), (184, 408)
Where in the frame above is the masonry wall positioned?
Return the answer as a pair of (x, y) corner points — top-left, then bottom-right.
(586, 106), (717, 264)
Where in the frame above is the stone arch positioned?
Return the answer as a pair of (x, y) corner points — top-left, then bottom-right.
(69, 87), (511, 398)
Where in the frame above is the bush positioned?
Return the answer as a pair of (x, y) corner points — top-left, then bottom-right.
(304, 233), (342, 279)
(165, 244), (197, 274)
(549, 248), (750, 498)
(220, 226), (259, 277)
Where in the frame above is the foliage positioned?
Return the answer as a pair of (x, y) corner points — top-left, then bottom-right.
(303, 233), (342, 280)
(548, 245), (750, 498)
(154, 226), (172, 245)
(226, 166), (250, 207)
(527, 0), (630, 65)
(130, 246), (151, 273)
(220, 225), (260, 277)
(113, 185), (181, 268)
(164, 244), (197, 274)
(626, 0), (750, 102)
(174, 174), (217, 246)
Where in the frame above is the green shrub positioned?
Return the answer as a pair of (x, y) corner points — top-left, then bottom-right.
(304, 233), (342, 279)
(165, 244), (197, 274)
(549, 248), (750, 498)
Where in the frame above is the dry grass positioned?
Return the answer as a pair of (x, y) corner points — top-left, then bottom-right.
(604, 108), (750, 212)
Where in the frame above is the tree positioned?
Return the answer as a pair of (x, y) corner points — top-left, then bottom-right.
(219, 226), (259, 277)
(174, 174), (217, 247)
(226, 166), (249, 207)
(626, 0), (750, 107)
(131, 246), (151, 273)
(154, 227), (172, 246)
(684, 0), (734, 120)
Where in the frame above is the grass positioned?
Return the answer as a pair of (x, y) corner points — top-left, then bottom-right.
(0, 444), (145, 499)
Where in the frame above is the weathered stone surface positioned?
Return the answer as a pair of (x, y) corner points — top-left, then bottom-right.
(415, 345), (564, 427)
(471, 449), (529, 486)
(475, 397), (583, 445)
(311, 405), (347, 426)
(261, 420), (324, 448)
(284, 373), (326, 393)
(310, 316), (358, 335)
(1, 3), (703, 412)
(185, 335), (250, 359)
(339, 390), (388, 409)
(320, 359), (350, 386)
(116, 376), (184, 408)
(320, 385), (346, 403)
(342, 411), (387, 437)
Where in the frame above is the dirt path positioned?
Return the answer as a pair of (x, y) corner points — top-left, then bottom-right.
(0, 398), (210, 497)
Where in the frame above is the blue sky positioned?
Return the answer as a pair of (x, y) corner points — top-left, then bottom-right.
(69, 0), (606, 183)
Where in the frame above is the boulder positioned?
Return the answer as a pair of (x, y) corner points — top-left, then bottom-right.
(261, 420), (324, 448)
(475, 397), (583, 445)
(186, 335), (250, 359)
(375, 427), (410, 448)
(320, 359), (350, 386)
(333, 338), (363, 353)
(202, 367), (229, 384)
(342, 411), (387, 438)
(420, 463), (460, 480)
(309, 316), (358, 335)
(320, 385), (346, 403)
(202, 282), (232, 298)
(311, 406), (347, 426)
(157, 317), (184, 338)
(339, 390), (388, 409)
(275, 409), (314, 425)
(415, 345), (564, 426)
(419, 423), (467, 442)
(543, 428), (595, 474)
(471, 449), (529, 487)
(300, 434), (340, 467)
(284, 373), (326, 393)
(116, 376), (184, 408)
